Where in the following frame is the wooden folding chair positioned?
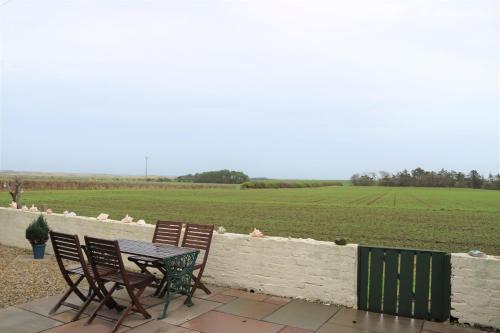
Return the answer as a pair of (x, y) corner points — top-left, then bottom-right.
(84, 236), (154, 333)
(128, 221), (183, 295)
(181, 223), (215, 298)
(49, 231), (116, 321)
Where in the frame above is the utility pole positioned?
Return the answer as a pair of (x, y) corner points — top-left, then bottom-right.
(145, 156), (148, 178)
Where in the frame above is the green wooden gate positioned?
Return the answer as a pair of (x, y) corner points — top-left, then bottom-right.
(357, 246), (451, 321)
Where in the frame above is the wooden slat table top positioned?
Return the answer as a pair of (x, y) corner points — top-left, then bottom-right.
(117, 239), (199, 260)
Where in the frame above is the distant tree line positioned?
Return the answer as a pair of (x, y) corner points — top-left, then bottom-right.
(351, 168), (500, 190)
(241, 180), (343, 189)
(176, 169), (249, 184)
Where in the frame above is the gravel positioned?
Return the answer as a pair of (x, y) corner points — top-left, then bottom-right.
(0, 245), (67, 309)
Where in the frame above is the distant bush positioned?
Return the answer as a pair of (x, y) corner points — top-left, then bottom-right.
(177, 170), (249, 184)
(241, 181), (343, 189)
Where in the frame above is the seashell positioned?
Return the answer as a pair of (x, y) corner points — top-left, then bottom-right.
(217, 226), (226, 234)
(97, 213), (109, 221)
(468, 250), (486, 258)
(136, 219), (146, 225)
(249, 228), (264, 237)
(9, 202), (17, 209)
(46, 208), (53, 214)
(29, 205), (39, 212)
(22, 205), (29, 211)
(121, 214), (133, 223)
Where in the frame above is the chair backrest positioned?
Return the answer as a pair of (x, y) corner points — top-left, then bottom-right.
(181, 223), (214, 265)
(153, 220), (183, 246)
(50, 231), (90, 277)
(84, 236), (125, 281)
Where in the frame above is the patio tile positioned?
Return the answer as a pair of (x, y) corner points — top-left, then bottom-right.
(148, 296), (222, 325)
(217, 298), (282, 320)
(192, 284), (227, 299)
(279, 326), (314, 333)
(112, 289), (165, 308)
(42, 317), (129, 333)
(85, 303), (154, 328)
(263, 299), (339, 331)
(204, 293), (237, 304)
(181, 310), (284, 333)
(16, 294), (72, 316)
(423, 321), (481, 333)
(50, 309), (89, 323)
(316, 322), (373, 332)
(0, 306), (62, 333)
(327, 308), (423, 333)
(264, 296), (291, 305)
(125, 320), (200, 332)
(221, 289), (269, 301)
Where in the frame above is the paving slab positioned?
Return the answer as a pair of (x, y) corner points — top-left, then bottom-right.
(16, 294), (72, 317)
(217, 298), (282, 320)
(204, 294), (237, 304)
(264, 296), (292, 305)
(192, 285), (227, 299)
(423, 321), (483, 333)
(263, 299), (339, 331)
(49, 309), (89, 323)
(0, 306), (62, 333)
(125, 320), (200, 332)
(181, 310), (284, 333)
(279, 326), (314, 333)
(148, 296), (222, 326)
(316, 322), (374, 332)
(327, 308), (423, 333)
(221, 289), (269, 301)
(41, 317), (129, 333)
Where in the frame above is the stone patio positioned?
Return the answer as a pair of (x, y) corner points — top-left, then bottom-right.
(0, 284), (489, 333)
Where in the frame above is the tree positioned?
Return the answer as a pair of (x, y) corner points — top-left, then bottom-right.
(177, 170), (249, 184)
(469, 170), (483, 189)
(5, 177), (24, 208)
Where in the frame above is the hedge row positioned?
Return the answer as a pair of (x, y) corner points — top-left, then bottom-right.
(241, 181), (343, 189)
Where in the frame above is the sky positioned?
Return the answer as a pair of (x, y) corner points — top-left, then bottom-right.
(0, 0), (498, 179)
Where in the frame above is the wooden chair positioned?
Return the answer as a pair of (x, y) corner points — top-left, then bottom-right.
(84, 236), (154, 333)
(181, 223), (214, 298)
(128, 221), (183, 295)
(49, 231), (116, 321)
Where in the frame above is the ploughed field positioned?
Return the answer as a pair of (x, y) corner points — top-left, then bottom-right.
(2, 186), (500, 255)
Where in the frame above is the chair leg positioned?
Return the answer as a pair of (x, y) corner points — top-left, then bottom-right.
(73, 288), (97, 321)
(49, 275), (85, 315)
(189, 269), (211, 299)
(111, 287), (150, 333)
(86, 283), (119, 326)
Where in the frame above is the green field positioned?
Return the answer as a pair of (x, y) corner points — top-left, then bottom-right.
(2, 186), (500, 255)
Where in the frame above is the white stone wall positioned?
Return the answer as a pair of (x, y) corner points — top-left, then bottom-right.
(205, 233), (358, 307)
(451, 253), (500, 330)
(0, 207), (357, 307)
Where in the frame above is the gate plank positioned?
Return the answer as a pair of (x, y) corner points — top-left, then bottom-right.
(368, 248), (384, 312)
(415, 252), (431, 319)
(383, 249), (399, 315)
(357, 247), (370, 310)
(430, 253), (444, 320)
(398, 251), (414, 317)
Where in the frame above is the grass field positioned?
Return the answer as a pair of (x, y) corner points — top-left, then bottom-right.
(2, 186), (500, 255)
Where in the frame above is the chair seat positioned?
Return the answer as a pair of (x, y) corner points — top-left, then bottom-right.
(102, 270), (155, 288)
(68, 264), (116, 277)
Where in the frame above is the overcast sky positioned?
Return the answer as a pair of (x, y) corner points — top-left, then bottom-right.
(0, 0), (498, 179)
